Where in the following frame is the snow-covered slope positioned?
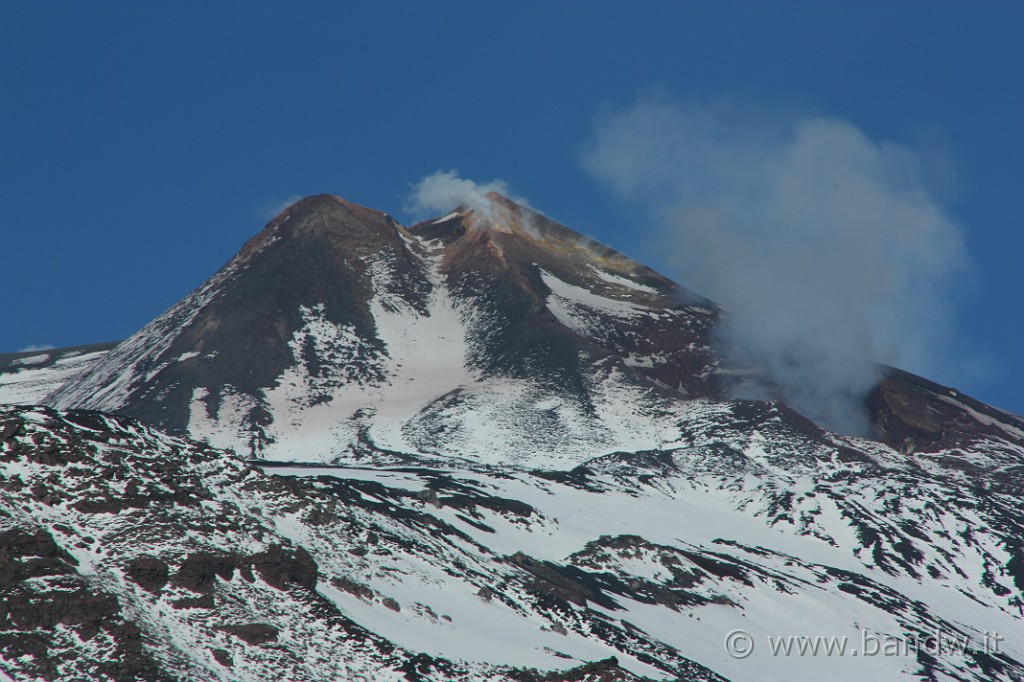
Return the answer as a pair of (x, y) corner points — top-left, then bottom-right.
(0, 405), (659, 682)
(2, 405), (1020, 681)
(0, 343), (115, 406)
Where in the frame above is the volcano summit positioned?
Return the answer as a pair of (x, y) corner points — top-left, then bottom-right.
(46, 194), (726, 465)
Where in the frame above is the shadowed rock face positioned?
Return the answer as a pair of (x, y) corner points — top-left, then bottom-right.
(37, 193), (1023, 463)
(869, 366), (1024, 455)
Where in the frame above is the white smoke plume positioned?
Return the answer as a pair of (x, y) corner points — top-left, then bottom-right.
(258, 194), (304, 220)
(405, 169), (529, 220)
(582, 93), (966, 435)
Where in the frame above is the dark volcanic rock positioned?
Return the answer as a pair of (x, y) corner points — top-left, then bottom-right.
(125, 555), (170, 592)
(218, 622), (279, 645)
(174, 551), (236, 592)
(0, 528), (78, 587)
(250, 543), (318, 590)
(869, 366), (1024, 453)
(0, 527), (165, 681)
(0, 418), (24, 442)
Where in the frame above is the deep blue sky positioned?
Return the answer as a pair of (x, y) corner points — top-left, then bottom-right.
(2, 1), (1022, 415)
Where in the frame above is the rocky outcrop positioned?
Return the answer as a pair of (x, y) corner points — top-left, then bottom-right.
(0, 527), (164, 681)
(218, 623), (279, 645)
(250, 543), (318, 590)
(125, 555), (170, 592)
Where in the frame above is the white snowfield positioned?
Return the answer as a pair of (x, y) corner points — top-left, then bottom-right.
(286, 461), (1022, 682)
(0, 348), (110, 405)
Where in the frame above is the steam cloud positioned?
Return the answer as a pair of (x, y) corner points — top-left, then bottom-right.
(259, 195), (304, 220)
(582, 94), (966, 435)
(405, 169), (528, 220)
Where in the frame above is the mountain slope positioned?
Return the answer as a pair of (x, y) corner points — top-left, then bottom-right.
(45, 195), (724, 465)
